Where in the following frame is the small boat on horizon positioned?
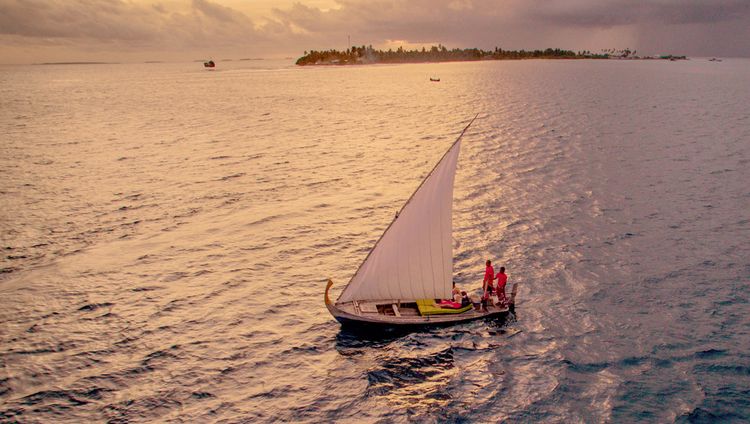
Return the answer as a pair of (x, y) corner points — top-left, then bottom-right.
(325, 115), (517, 329)
(430, 77), (440, 82)
(204, 60), (215, 68)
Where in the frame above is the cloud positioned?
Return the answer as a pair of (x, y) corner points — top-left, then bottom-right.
(0, 0), (272, 50)
(530, 0), (750, 27)
(192, 0), (241, 23)
(0, 0), (748, 62)
(270, 0), (750, 55)
(0, 0), (159, 41)
(271, 0), (517, 46)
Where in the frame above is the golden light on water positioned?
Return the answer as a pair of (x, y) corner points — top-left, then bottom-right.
(2, 57), (749, 421)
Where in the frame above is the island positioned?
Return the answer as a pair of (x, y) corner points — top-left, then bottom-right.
(37, 62), (116, 65)
(296, 45), (686, 66)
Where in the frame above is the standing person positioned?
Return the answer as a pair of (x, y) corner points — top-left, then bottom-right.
(495, 266), (508, 306)
(481, 260), (495, 311)
(482, 260), (495, 293)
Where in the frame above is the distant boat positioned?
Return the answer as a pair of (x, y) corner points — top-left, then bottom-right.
(709, 58), (723, 62)
(204, 60), (215, 68)
(430, 77), (441, 82)
(325, 115), (517, 328)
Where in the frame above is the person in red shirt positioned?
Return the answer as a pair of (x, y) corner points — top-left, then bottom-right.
(495, 266), (508, 306)
(482, 260), (495, 293)
(481, 260), (495, 311)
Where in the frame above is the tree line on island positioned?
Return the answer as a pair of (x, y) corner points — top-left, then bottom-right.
(296, 45), (611, 65)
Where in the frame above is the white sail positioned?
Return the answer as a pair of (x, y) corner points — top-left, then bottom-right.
(337, 132), (465, 303)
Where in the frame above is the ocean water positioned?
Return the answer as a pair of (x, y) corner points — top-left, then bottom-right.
(1, 58), (749, 423)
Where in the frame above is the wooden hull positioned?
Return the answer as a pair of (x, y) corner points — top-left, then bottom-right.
(328, 303), (511, 329)
(325, 281), (513, 329)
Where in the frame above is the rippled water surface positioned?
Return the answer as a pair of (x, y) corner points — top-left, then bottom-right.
(1, 58), (749, 423)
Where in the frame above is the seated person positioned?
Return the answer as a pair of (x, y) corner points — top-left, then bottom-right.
(451, 281), (462, 302)
(435, 282), (464, 309)
(436, 299), (463, 309)
(460, 291), (471, 307)
(480, 280), (496, 311)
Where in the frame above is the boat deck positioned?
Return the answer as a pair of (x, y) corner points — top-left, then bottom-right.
(331, 299), (509, 326)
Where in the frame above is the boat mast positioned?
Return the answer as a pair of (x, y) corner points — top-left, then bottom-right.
(336, 114), (479, 303)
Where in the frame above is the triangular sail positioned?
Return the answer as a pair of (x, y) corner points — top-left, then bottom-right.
(337, 117), (477, 303)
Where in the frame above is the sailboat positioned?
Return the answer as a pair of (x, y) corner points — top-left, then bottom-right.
(325, 116), (517, 328)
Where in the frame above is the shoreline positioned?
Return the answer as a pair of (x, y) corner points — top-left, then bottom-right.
(295, 46), (688, 66)
(297, 55), (690, 66)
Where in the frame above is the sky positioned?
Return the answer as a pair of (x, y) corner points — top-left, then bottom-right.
(1, 0), (749, 64)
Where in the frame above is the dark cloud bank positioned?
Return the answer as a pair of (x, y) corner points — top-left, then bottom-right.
(0, 0), (748, 63)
